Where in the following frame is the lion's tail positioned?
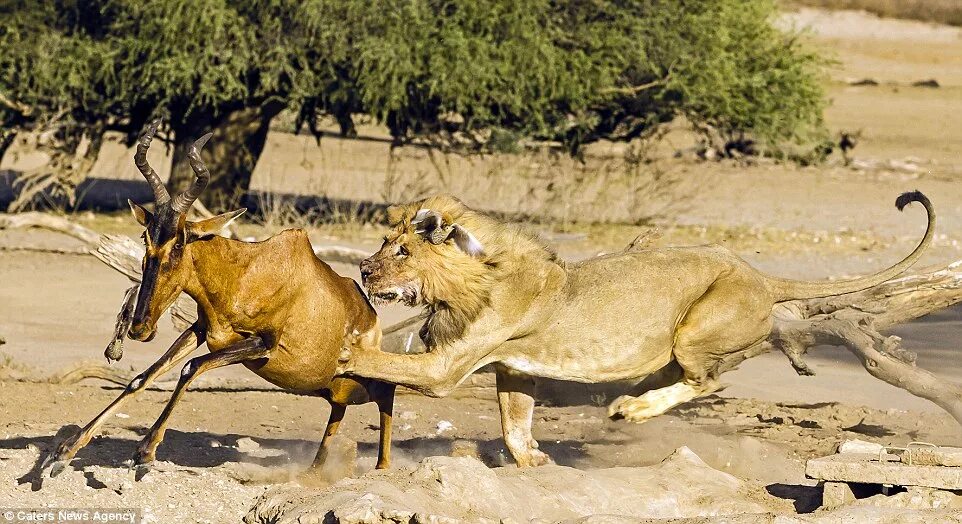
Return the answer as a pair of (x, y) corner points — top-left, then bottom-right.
(764, 191), (935, 302)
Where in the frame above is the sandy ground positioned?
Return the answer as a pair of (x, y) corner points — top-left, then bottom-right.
(2, 6), (962, 523)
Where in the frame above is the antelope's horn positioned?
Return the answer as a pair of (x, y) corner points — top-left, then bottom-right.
(171, 132), (213, 213)
(134, 118), (170, 205)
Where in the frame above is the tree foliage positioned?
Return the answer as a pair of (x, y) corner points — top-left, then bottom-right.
(0, 0), (828, 207)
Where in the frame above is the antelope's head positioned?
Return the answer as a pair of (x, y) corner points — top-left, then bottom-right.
(127, 119), (245, 341)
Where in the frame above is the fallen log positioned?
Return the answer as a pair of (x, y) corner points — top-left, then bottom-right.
(768, 263), (962, 424)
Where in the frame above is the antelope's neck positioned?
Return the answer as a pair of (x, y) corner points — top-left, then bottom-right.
(181, 236), (258, 313)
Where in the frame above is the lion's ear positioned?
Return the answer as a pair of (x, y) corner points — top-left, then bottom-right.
(386, 205), (406, 226)
(413, 209), (445, 241)
(450, 224), (485, 257)
(412, 208), (482, 255)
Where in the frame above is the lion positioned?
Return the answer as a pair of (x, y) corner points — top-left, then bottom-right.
(337, 192), (934, 467)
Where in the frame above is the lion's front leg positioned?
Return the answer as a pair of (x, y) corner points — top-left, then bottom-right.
(495, 365), (552, 467)
(337, 343), (479, 398)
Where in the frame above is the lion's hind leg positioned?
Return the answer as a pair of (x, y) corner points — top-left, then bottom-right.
(608, 380), (718, 422)
(610, 271), (773, 423)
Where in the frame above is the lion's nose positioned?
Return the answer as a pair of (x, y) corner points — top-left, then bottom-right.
(359, 259), (375, 282)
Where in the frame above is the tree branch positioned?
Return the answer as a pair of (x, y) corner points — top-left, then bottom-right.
(0, 92), (33, 116)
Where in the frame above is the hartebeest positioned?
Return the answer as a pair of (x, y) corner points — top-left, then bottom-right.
(43, 119), (393, 477)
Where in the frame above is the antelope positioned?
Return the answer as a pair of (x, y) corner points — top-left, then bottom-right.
(43, 119), (394, 477)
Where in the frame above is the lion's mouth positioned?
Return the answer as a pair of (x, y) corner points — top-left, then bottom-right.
(370, 287), (418, 306)
(374, 290), (400, 302)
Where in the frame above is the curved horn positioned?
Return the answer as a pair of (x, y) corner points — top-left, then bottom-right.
(171, 132), (213, 213)
(134, 119), (170, 205)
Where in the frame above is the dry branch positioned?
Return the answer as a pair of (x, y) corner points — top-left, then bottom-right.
(762, 262), (962, 424)
(0, 212), (100, 244)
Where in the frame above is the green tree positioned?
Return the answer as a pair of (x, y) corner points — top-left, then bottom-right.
(0, 0), (827, 209)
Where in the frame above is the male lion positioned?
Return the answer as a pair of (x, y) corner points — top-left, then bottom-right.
(338, 192), (934, 467)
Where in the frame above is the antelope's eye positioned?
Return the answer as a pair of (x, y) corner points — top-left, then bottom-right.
(396, 245), (409, 257)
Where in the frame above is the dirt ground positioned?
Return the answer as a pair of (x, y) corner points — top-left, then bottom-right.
(2, 6), (962, 523)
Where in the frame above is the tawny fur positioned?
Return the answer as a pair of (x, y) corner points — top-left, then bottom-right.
(345, 192), (935, 468)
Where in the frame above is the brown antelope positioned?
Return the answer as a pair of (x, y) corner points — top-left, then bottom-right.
(43, 119), (394, 477)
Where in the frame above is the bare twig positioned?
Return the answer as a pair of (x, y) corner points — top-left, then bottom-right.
(600, 79), (666, 96)
(0, 91), (32, 115)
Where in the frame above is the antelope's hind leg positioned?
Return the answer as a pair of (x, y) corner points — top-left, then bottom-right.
(129, 337), (270, 472)
(42, 327), (203, 477)
(310, 401), (347, 470)
(373, 383), (395, 469)
(314, 379), (395, 471)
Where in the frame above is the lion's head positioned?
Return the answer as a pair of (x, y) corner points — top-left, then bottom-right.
(361, 196), (489, 308)
(361, 195), (559, 344)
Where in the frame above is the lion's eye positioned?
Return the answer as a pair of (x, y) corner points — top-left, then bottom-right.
(396, 245), (409, 257)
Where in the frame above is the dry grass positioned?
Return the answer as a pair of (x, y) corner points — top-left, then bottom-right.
(790, 0), (962, 26)
(249, 119), (693, 228)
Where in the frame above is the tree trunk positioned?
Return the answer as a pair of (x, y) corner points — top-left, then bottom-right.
(167, 101), (285, 211)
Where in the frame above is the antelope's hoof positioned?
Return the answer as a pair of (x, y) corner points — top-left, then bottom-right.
(124, 455), (153, 481)
(43, 431), (82, 477)
(42, 458), (69, 478)
(129, 450), (155, 467)
(133, 463), (151, 481)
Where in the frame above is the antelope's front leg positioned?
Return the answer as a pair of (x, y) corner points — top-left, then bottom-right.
(43, 326), (203, 477)
(130, 337), (270, 471)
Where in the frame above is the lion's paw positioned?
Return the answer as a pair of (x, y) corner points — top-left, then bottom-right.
(608, 394), (657, 423)
(515, 448), (553, 467)
(528, 449), (553, 467)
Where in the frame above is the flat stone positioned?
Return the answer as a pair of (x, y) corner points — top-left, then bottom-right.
(807, 453), (962, 490)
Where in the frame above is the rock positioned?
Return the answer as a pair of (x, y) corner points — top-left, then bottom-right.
(807, 453), (962, 490)
(912, 79), (940, 88)
(235, 437), (261, 454)
(244, 447), (787, 523)
(234, 437), (284, 459)
(397, 410), (419, 421)
(854, 487), (962, 510)
(838, 439), (884, 455)
(782, 507), (962, 523)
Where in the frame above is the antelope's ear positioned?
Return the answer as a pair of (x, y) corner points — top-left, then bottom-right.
(386, 205), (406, 226)
(128, 199), (152, 226)
(186, 208), (246, 241)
